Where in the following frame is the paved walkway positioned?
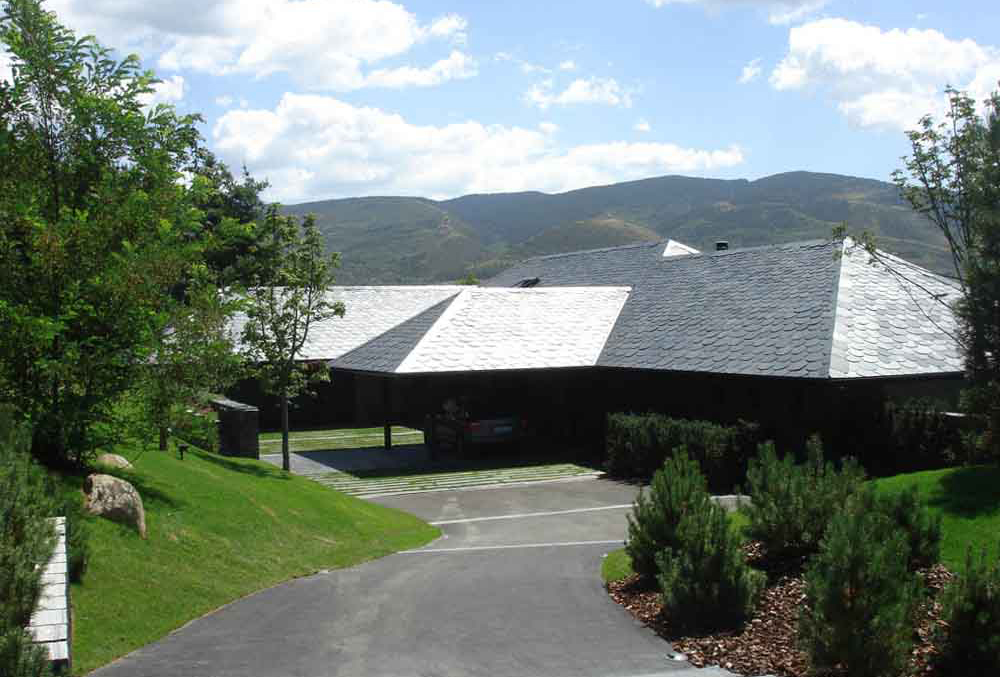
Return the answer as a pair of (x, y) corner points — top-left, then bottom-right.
(93, 479), (745, 677)
(261, 446), (602, 497)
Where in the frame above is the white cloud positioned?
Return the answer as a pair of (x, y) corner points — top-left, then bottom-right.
(47, 0), (472, 91)
(559, 60), (577, 71)
(739, 57), (762, 84)
(539, 122), (559, 135)
(634, 119), (651, 132)
(365, 51), (477, 88)
(215, 94), (234, 107)
(138, 74), (186, 107)
(212, 94), (744, 202)
(526, 77), (633, 109)
(770, 18), (1000, 130)
(643, 0), (829, 25)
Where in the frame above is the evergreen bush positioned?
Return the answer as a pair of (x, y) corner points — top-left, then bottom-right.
(852, 486), (941, 571)
(655, 497), (764, 631)
(936, 547), (1000, 676)
(606, 413), (760, 492)
(0, 408), (56, 677)
(625, 448), (711, 579)
(741, 436), (865, 558)
(799, 497), (920, 677)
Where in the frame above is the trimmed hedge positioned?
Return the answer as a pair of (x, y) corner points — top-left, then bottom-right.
(606, 413), (760, 492)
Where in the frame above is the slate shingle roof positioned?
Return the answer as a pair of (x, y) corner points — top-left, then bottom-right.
(231, 286), (461, 361)
(331, 288), (631, 374)
(487, 238), (962, 379)
(245, 239), (961, 380)
(830, 244), (963, 378)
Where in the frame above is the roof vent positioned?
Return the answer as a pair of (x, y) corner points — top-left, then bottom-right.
(515, 277), (540, 288)
(715, 241), (729, 252)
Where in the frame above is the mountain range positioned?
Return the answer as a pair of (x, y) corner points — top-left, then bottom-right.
(282, 171), (953, 285)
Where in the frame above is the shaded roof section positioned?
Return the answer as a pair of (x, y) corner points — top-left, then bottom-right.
(331, 287), (631, 374)
(333, 296), (457, 373)
(486, 238), (962, 379)
(231, 286), (462, 361)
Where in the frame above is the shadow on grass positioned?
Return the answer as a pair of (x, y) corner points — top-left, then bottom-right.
(927, 465), (1000, 518)
(190, 448), (292, 480)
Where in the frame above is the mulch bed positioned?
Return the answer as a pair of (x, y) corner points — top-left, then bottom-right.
(607, 542), (954, 677)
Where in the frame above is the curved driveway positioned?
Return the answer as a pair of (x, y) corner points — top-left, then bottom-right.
(94, 478), (737, 677)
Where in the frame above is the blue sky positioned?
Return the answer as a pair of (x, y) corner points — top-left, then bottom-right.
(14, 0), (1000, 203)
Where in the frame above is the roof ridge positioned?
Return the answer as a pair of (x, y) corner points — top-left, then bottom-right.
(523, 239), (668, 263)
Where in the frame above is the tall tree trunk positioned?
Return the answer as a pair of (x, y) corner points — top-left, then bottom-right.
(159, 425), (168, 452)
(281, 393), (290, 472)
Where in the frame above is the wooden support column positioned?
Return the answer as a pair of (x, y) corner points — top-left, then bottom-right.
(383, 377), (392, 450)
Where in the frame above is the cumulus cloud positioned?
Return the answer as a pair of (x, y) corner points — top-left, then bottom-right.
(138, 74), (186, 107)
(215, 94), (234, 107)
(47, 0), (472, 91)
(634, 119), (651, 132)
(770, 18), (1000, 130)
(526, 77), (633, 109)
(643, 0), (828, 25)
(538, 121), (559, 134)
(365, 51), (477, 88)
(739, 57), (762, 84)
(559, 60), (577, 71)
(212, 94), (744, 202)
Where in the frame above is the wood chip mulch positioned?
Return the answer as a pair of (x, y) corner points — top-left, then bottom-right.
(607, 542), (955, 677)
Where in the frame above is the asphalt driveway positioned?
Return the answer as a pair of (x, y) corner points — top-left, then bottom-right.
(93, 478), (739, 677)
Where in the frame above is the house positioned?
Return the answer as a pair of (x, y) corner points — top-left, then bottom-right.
(230, 238), (964, 455)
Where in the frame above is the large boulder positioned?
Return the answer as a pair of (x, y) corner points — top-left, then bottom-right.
(96, 453), (133, 469)
(84, 474), (147, 538)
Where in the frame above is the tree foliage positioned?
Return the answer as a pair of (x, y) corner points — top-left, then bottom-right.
(240, 207), (345, 471)
(882, 87), (1000, 456)
(0, 0), (206, 465)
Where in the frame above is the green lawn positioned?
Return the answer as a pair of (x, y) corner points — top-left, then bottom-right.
(873, 465), (1000, 570)
(54, 444), (438, 675)
(258, 426), (423, 453)
(601, 466), (1000, 584)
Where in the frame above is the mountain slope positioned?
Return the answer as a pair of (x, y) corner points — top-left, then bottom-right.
(284, 171), (952, 284)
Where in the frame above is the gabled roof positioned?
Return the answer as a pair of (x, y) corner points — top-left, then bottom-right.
(333, 287), (631, 374)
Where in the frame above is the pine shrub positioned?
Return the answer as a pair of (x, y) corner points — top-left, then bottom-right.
(852, 486), (941, 571)
(799, 497), (920, 677)
(0, 408), (56, 677)
(625, 448), (711, 579)
(655, 498), (765, 631)
(936, 547), (1000, 676)
(741, 436), (865, 558)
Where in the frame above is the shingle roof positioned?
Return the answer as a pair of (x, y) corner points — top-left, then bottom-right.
(331, 287), (631, 374)
(830, 243), (963, 378)
(486, 238), (962, 379)
(231, 286), (462, 361)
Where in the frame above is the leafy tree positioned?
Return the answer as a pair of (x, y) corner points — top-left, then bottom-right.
(141, 267), (244, 452)
(240, 207), (345, 471)
(187, 148), (281, 288)
(853, 86), (1000, 456)
(0, 0), (203, 465)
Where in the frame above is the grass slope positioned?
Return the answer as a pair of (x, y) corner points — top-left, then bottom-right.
(55, 445), (438, 674)
(873, 465), (1000, 569)
(602, 466), (1000, 584)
